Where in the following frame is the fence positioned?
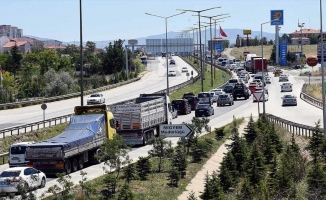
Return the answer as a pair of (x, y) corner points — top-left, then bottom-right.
(300, 83), (323, 109)
(0, 55), (232, 165)
(0, 77), (142, 110)
(265, 113), (316, 137)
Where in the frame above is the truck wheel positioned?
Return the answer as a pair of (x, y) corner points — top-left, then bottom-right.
(65, 160), (72, 174)
(78, 155), (84, 170)
(95, 149), (102, 163)
(142, 133), (148, 146)
(72, 158), (78, 172)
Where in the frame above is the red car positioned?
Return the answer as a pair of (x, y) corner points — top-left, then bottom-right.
(248, 82), (258, 93)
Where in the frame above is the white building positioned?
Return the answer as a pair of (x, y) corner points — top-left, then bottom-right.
(0, 36), (10, 52)
(2, 41), (32, 53)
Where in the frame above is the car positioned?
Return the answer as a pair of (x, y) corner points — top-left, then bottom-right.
(217, 93), (234, 106)
(195, 104), (214, 117)
(198, 92), (213, 105)
(181, 67), (188, 72)
(265, 77), (271, 84)
(232, 83), (250, 100)
(229, 64), (237, 70)
(248, 82), (258, 93)
(240, 77), (248, 84)
(223, 84), (235, 94)
(172, 99), (191, 114)
(282, 94), (297, 106)
(0, 167), (46, 193)
(212, 89), (224, 95)
(252, 79), (263, 87)
(228, 79), (240, 86)
(168, 70), (177, 76)
(279, 74), (289, 82)
(253, 88), (269, 102)
(87, 93), (105, 105)
(274, 68), (283, 77)
(209, 92), (219, 102)
(281, 82), (293, 92)
(253, 75), (266, 86)
(182, 92), (198, 110)
(169, 59), (175, 65)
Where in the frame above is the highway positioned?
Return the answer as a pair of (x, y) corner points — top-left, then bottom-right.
(0, 56), (198, 130)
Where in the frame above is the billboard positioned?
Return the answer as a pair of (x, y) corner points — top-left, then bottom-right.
(271, 10), (284, 25)
(243, 30), (251, 35)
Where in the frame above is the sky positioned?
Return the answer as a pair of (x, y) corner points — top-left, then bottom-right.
(1, 0), (325, 42)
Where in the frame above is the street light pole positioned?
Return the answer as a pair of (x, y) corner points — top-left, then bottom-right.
(79, 0), (84, 106)
(177, 7), (221, 92)
(145, 11), (186, 96)
(298, 20), (305, 54)
(320, 0), (326, 133)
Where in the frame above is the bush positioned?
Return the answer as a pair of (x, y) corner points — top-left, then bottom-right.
(44, 68), (77, 97)
(215, 126), (226, 140)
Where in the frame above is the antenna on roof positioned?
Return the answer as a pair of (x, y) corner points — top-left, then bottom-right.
(309, 18), (311, 29)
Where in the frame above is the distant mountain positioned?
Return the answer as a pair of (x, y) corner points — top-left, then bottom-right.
(27, 29), (283, 49)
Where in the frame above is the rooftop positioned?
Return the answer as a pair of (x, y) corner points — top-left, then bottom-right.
(44, 45), (66, 49)
(2, 41), (28, 48)
(290, 29), (320, 34)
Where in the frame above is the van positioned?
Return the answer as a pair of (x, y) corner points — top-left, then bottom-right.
(172, 99), (191, 115)
(9, 141), (35, 168)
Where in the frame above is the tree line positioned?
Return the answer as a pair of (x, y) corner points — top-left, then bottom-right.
(0, 40), (142, 102)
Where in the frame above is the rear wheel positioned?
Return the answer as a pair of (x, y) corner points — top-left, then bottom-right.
(72, 158), (78, 172)
(143, 133), (148, 146)
(65, 160), (72, 174)
(40, 177), (46, 188)
(78, 155), (84, 170)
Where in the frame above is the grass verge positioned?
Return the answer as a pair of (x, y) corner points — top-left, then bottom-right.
(306, 83), (325, 101)
(47, 118), (244, 200)
(169, 56), (231, 100)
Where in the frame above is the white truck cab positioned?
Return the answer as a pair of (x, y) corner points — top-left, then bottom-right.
(9, 141), (35, 168)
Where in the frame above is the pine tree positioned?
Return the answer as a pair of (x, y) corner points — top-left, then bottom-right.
(200, 172), (214, 199)
(136, 156), (151, 180)
(307, 160), (326, 197)
(187, 191), (198, 200)
(262, 130), (276, 165)
(269, 123), (283, 153)
(218, 151), (237, 192)
(172, 141), (187, 178)
(243, 114), (258, 145)
(117, 183), (134, 200)
(148, 136), (173, 172)
(168, 168), (180, 187)
(10, 44), (23, 77)
(246, 142), (266, 188)
(123, 163), (135, 184)
(237, 177), (254, 200)
(307, 120), (324, 163)
(200, 172), (224, 200)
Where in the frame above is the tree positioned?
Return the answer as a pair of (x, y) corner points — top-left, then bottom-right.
(0, 52), (12, 72)
(117, 183), (134, 200)
(222, 40), (229, 49)
(102, 39), (126, 75)
(237, 177), (254, 200)
(171, 140), (187, 178)
(270, 45), (276, 63)
(123, 163), (136, 184)
(243, 114), (258, 145)
(218, 151), (237, 192)
(187, 191), (198, 200)
(39, 49), (60, 75)
(44, 69), (77, 96)
(307, 160), (326, 198)
(309, 35), (319, 45)
(85, 41), (96, 53)
(10, 44), (23, 76)
(282, 33), (291, 44)
(286, 51), (296, 63)
(136, 156), (151, 180)
(2, 71), (15, 91)
(200, 172), (225, 200)
(168, 168), (180, 187)
(246, 142), (266, 188)
(307, 121), (325, 163)
(148, 136), (172, 172)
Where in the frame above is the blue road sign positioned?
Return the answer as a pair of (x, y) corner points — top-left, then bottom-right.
(308, 72), (311, 77)
(317, 41), (326, 63)
(222, 74), (226, 78)
(279, 38), (288, 66)
(215, 43), (222, 53)
(271, 10), (284, 25)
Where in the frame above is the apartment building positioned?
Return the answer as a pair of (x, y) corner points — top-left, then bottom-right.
(289, 29), (320, 45)
(0, 25), (23, 38)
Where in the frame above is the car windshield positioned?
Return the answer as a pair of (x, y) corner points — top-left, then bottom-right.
(198, 93), (210, 98)
(182, 67), (187, 69)
(10, 146), (27, 154)
(224, 85), (233, 89)
(219, 95), (228, 98)
(169, 71), (175, 73)
(197, 104), (210, 109)
(172, 101), (185, 108)
(229, 79), (238, 83)
(234, 84), (245, 90)
(284, 95), (293, 98)
(90, 94), (100, 97)
(1, 171), (21, 177)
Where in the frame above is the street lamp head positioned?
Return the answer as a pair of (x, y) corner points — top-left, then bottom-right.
(176, 6), (221, 13)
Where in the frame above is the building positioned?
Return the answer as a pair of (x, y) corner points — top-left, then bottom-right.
(44, 45), (66, 50)
(145, 38), (194, 55)
(43, 40), (63, 47)
(16, 37), (44, 49)
(289, 29), (320, 45)
(0, 25), (23, 38)
(208, 38), (224, 51)
(2, 40), (32, 53)
(0, 36), (10, 52)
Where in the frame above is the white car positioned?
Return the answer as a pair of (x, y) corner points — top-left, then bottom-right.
(265, 77), (271, 84)
(0, 167), (46, 193)
(181, 67), (188, 72)
(168, 70), (177, 76)
(212, 89), (224, 95)
(280, 82), (293, 92)
(279, 74), (289, 82)
(87, 93), (105, 105)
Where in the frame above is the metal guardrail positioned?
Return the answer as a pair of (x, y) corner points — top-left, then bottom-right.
(0, 56), (232, 164)
(300, 83), (323, 109)
(265, 113), (315, 137)
(0, 77), (142, 110)
(0, 153), (9, 165)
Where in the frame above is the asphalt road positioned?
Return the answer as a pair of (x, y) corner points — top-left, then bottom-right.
(0, 56), (198, 130)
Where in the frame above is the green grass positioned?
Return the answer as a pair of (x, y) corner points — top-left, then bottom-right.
(169, 57), (231, 100)
(0, 124), (68, 156)
(55, 118), (244, 200)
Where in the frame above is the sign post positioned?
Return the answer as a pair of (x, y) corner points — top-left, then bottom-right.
(253, 92), (263, 116)
(222, 74), (226, 83)
(308, 72), (311, 85)
(41, 103), (47, 127)
(159, 124), (193, 154)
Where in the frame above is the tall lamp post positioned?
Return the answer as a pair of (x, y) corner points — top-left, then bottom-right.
(298, 20), (305, 54)
(261, 19), (277, 113)
(320, 0), (326, 133)
(79, 0), (84, 106)
(201, 14), (230, 87)
(177, 7), (221, 92)
(145, 11), (186, 96)
(210, 20), (224, 77)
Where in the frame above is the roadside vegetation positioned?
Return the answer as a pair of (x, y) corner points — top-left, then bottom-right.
(306, 83), (325, 101)
(0, 40), (145, 105)
(169, 56), (231, 100)
(40, 117), (243, 200)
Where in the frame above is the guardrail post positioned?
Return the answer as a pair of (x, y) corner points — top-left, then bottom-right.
(37, 124), (39, 130)
(25, 127), (27, 134)
(17, 129), (19, 135)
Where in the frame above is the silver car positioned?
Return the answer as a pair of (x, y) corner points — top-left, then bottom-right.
(217, 94), (234, 106)
(209, 92), (219, 102)
(282, 94), (297, 106)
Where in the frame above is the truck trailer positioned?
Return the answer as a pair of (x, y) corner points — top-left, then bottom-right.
(110, 93), (172, 146)
(253, 58), (267, 73)
(25, 105), (116, 175)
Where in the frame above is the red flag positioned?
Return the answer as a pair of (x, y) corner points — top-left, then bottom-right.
(220, 26), (227, 37)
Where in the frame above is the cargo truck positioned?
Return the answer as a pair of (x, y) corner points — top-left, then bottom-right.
(253, 58), (267, 73)
(110, 93), (172, 146)
(25, 105), (117, 175)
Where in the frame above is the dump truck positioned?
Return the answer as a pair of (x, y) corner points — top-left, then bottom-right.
(25, 105), (117, 175)
(110, 93), (172, 146)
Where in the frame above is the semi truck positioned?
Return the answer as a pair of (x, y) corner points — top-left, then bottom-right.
(246, 56), (267, 73)
(25, 105), (117, 175)
(110, 93), (172, 146)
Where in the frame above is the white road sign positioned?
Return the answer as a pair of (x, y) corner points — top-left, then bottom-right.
(253, 92), (263, 102)
(159, 124), (192, 137)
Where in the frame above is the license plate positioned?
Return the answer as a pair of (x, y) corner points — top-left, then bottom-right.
(199, 110), (204, 111)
